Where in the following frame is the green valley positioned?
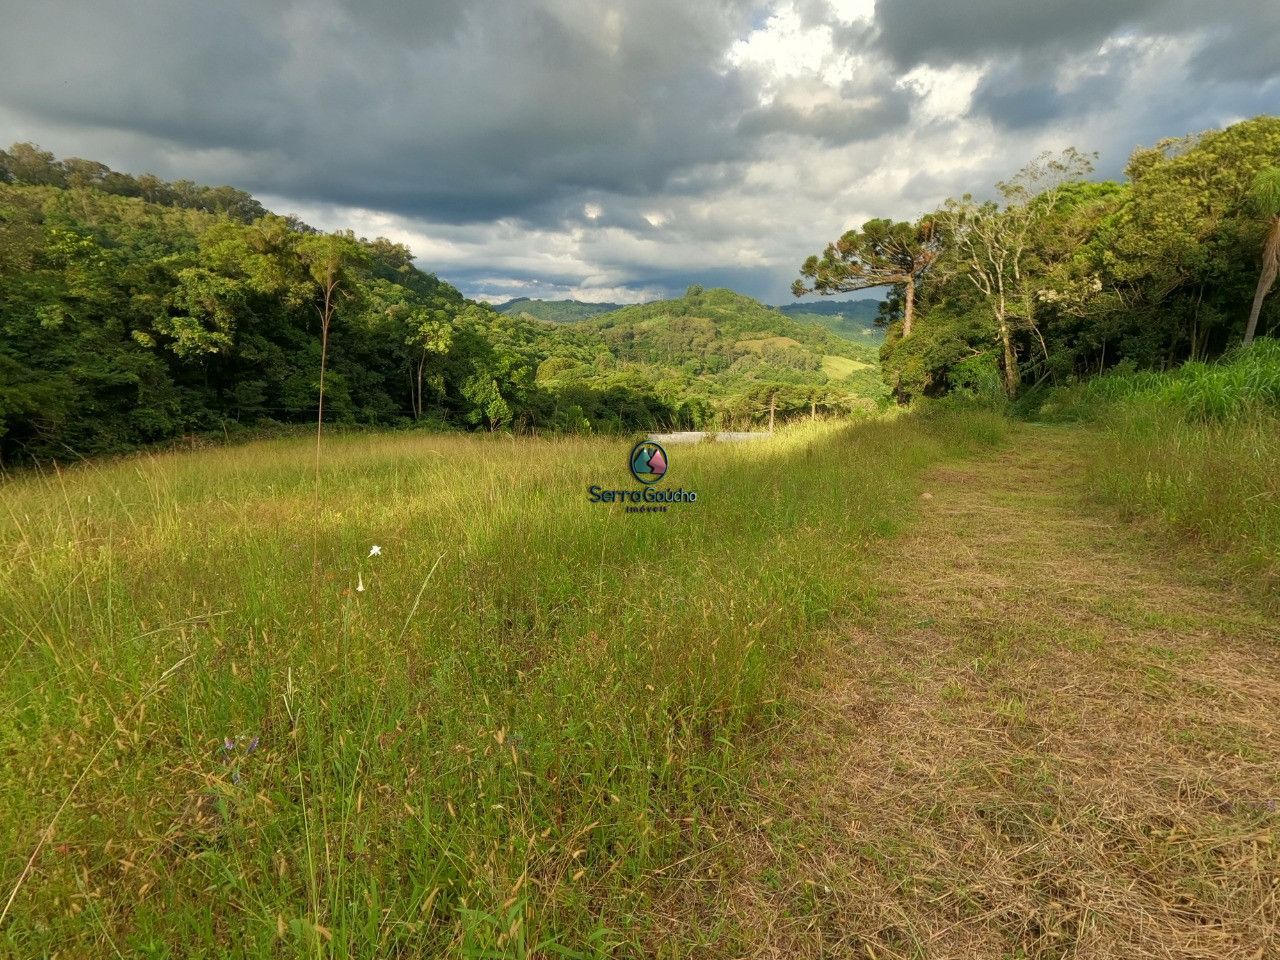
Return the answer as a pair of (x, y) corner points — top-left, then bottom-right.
(540, 286), (886, 424)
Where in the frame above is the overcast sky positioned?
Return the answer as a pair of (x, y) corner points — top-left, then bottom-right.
(2, 0), (1276, 304)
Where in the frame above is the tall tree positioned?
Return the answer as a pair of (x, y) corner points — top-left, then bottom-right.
(406, 307), (453, 419)
(793, 218), (941, 337)
(297, 233), (367, 473)
(940, 149), (1095, 396)
(1244, 167), (1280, 346)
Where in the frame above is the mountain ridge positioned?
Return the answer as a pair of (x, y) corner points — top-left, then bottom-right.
(492, 297), (623, 323)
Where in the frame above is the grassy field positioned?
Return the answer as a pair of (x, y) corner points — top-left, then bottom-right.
(820, 356), (874, 380)
(1035, 341), (1280, 593)
(0, 412), (1005, 957)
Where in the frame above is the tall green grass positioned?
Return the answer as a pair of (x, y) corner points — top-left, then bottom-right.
(1035, 341), (1280, 593)
(0, 411), (1003, 957)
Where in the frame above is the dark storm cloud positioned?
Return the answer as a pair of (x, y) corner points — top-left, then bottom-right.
(737, 85), (913, 145)
(968, 42), (1150, 132)
(1187, 12), (1280, 85)
(863, 0), (1280, 137)
(873, 0), (1280, 84)
(0, 0), (767, 225)
(873, 0), (1163, 67)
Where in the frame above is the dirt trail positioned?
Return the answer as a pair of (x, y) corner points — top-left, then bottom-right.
(715, 425), (1280, 959)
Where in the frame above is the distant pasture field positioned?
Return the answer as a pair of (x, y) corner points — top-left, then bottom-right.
(0, 415), (1002, 957)
(820, 355), (874, 380)
(733, 335), (803, 353)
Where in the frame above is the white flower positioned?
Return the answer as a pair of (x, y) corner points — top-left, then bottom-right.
(356, 573), (365, 593)
(368, 545), (381, 557)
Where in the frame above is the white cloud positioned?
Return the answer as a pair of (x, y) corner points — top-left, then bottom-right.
(471, 279), (661, 305)
(828, 0), (875, 24)
(899, 63), (986, 122)
(726, 3), (859, 103)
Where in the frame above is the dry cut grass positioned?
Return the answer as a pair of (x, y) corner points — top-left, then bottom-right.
(696, 424), (1279, 959)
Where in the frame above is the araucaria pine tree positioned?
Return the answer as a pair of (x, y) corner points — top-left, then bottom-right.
(793, 218), (941, 338)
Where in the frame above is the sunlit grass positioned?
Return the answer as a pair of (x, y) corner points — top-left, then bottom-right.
(1034, 341), (1280, 593)
(1086, 406), (1280, 590)
(0, 413), (1003, 956)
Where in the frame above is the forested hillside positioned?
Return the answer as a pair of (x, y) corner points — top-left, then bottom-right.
(564, 286), (885, 421)
(793, 115), (1280, 401)
(775, 298), (884, 340)
(492, 297), (622, 323)
(0, 147), (627, 462)
(0, 148), (885, 464)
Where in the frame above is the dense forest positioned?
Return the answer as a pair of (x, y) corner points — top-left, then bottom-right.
(0, 147), (881, 463)
(793, 116), (1280, 401)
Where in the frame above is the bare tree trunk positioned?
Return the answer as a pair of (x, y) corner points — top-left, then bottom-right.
(769, 393), (776, 432)
(998, 311), (1019, 397)
(1245, 283), (1269, 346)
(414, 350), (426, 419)
(310, 269), (339, 639)
(902, 275), (915, 338)
(315, 283), (333, 487)
(1244, 221), (1279, 345)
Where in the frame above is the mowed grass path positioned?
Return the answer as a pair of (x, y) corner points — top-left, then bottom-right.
(0, 416), (1004, 958)
(704, 424), (1279, 958)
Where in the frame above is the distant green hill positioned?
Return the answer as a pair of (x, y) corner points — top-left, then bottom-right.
(493, 297), (622, 323)
(529, 287), (887, 422)
(775, 298), (884, 340)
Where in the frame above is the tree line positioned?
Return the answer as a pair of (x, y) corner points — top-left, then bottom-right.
(0, 152), (708, 463)
(0, 149), (882, 464)
(793, 115), (1280, 401)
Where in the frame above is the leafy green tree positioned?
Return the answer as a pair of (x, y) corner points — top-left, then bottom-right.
(162, 268), (245, 357)
(406, 309), (453, 418)
(0, 143), (63, 185)
(793, 218), (941, 337)
(461, 373), (511, 430)
(1099, 118), (1280, 359)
